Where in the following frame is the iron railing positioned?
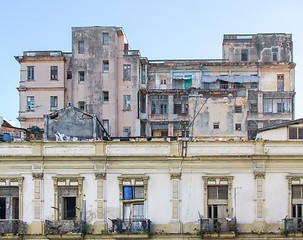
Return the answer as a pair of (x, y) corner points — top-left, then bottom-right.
(200, 218), (237, 233)
(284, 217), (303, 233)
(0, 219), (27, 234)
(111, 218), (151, 234)
(45, 219), (86, 234)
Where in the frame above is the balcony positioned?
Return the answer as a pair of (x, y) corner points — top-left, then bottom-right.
(0, 220), (27, 234)
(284, 217), (303, 233)
(44, 219), (86, 235)
(110, 219), (151, 234)
(200, 218), (237, 234)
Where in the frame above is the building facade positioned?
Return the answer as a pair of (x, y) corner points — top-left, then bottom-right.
(0, 139), (303, 239)
(16, 28), (295, 139)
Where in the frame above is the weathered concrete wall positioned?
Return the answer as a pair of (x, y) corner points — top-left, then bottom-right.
(223, 33), (293, 63)
(44, 107), (102, 140)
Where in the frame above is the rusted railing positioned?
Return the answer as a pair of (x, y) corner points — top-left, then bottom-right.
(200, 218), (237, 233)
(111, 218), (151, 234)
(0, 219), (27, 234)
(45, 219), (86, 234)
(284, 217), (303, 233)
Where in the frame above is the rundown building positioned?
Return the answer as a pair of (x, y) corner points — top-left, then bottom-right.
(147, 33), (295, 140)
(15, 28), (295, 139)
(43, 107), (107, 141)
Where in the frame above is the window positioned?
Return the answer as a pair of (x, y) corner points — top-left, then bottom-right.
(27, 66), (34, 80)
(277, 74), (284, 91)
(235, 123), (241, 131)
(123, 95), (131, 111)
(123, 65), (131, 80)
(50, 96), (58, 110)
(27, 96), (35, 111)
(272, 48), (279, 62)
(123, 127), (131, 137)
(291, 184), (303, 225)
(241, 49), (248, 61)
(0, 187), (19, 219)
(263, 98), (273, 113)
(103, 60), (109, 72)
(78, 101), (85, 111)
(220, 80), (228, 89)
(213, 122), (220, 129)
(160, 78), (167, 85)
(141, 65), (146, 84)
(289, 127), (303, 140)
(78, 41), (84, 54)
(235, 106), (242, 113)
(249, 103), (258, 113)
(78, 71), (84, 82)
(103, 91), (109, 102)
(174, 95), (188, 114)
(203, 176), (233, 221)
(103, 120), (109, 134)
(103, 33), (109, 44)
(52, 176), (83, 223)
(151, 95), (168, 114)
(118, 175), (148, 223)
(50, 66), (58, 80)
(251, 82), (258, 89)
(67, 71), (72, 79)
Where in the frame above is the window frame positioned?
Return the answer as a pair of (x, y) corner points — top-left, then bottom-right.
(27, 96), (35, 111)
(123, 95), (131, 111)
(123, 64), (131, 80)
(50, 96), (58, 110)
(78, 41), (84, 54)
(78, 101), (85, 111)
(27, 66), (34, 80)
(78, 71), (85, 82)
(50, 66), (58, 80)
(213, 122), (220, 130)
(103, 91), (109, 103)
(241, 49), (248, 61)
(103, 33), (109, 44)
(103, 60), (109, 72)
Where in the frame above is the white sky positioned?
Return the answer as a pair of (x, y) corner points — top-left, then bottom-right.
(1, 0), (302, 127)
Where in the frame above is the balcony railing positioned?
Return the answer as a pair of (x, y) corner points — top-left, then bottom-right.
(45, 219), (86, 234)
(110, 218), (151, 234)
(200, 218), (237, 233)
(284, 217), (303, 233)
(0, 220), (27, 234)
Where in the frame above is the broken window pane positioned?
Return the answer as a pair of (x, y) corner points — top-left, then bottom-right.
(123, 95), (131, 111)
(27, 96), (35, 111)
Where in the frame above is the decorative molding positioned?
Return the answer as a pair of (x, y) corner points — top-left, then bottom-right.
(254, 171), (265, 179)
(118, 175), (149, 200)
(95, 172), (107, 180)
(32, 173), (44, 180)
(170, 172), (181, 180)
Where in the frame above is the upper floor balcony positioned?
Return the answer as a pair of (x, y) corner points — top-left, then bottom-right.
(0, 219), (27, 235)
(110, 218), (151, 234)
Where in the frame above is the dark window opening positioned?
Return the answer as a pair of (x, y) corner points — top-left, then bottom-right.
(103, 91), (109, 102)
(63, 197), (76, 220)
(235, 123), (241, 131)
(103, 60), (109, 72)
(220, 80), (228, 89)
(241, 49), (248, 61)
(78, 71), (84, 82)
(78, 101), (85, 111)
(213, 122), (220, 129)
(67, 71), (72, 79)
